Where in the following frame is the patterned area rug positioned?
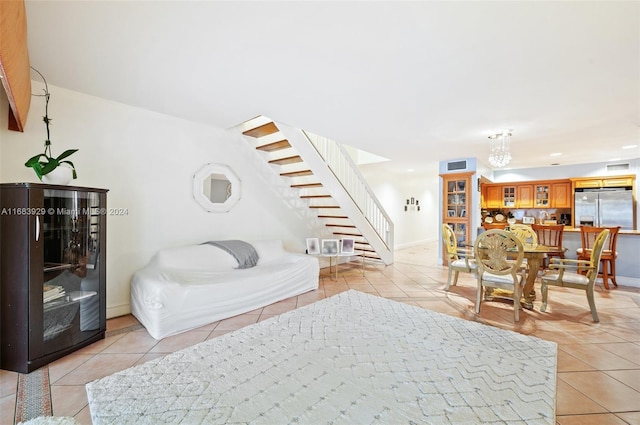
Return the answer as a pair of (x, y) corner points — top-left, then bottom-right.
(15, 368), (52, 423)
(86, 290), (557, 424)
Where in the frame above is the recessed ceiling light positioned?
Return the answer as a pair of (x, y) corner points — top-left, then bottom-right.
(549, 152), (562, 157)
(407, 168), (415, 172)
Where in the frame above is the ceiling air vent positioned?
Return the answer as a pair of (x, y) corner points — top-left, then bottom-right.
(606, 163), (630, 172)
(447, 160), (467, 171)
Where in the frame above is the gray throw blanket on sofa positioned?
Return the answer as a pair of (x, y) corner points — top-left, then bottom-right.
(204, 240), (259, 269)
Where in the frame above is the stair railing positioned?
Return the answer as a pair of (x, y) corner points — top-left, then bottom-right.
(303, 131), (394, 250)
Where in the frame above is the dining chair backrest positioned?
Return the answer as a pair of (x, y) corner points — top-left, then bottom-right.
(441, 223), (476, 291)
(586, 229), (611, 280)
(579, 225), (620, 256)
(531, 223), (565, 248)
(442, 223), (459, 260)
(473, 229), (525, 322)
(474, 230), (524, 278)
(508, 224), (538, 247)
(482, 221), (507, 230)
(540, 228), (609, 322)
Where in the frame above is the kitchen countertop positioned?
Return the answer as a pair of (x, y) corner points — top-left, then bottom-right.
(563, 227), (640, 235)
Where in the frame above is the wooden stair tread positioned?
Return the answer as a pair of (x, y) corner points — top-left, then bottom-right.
(332, 231), (364, 237)
(309, 205), (340, 209)
(269, 155), (302, 165)
(242, 122), (278, 138)
(356, 247), (376, 253)
(301, 195), (332, 199)
(326, 224), (356, 228)
(280, 170), (313, 177)
(318, 215), (348, 219)
(291, 183), (323, 188)
(256, 140), (291, 152)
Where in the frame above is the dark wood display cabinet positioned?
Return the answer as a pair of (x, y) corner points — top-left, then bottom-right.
(0, 183), (107, 373)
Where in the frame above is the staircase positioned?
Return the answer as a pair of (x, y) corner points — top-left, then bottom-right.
(240, 116), (393, 265)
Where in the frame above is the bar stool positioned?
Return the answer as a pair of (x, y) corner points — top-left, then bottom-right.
(577, 225), (620, 289)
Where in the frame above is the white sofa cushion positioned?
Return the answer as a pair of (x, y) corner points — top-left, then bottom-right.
(250, 240), (285, 264)
(154, 244), (237, 271)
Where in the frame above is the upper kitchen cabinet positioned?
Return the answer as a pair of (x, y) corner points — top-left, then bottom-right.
(481, 179), (571, 209)
(572, 175), (635, 189)
(517, 185), (534, 208)
(550, 181), (571, 208)
(482, 184), (532, 208)
(484, 185), (502, 209)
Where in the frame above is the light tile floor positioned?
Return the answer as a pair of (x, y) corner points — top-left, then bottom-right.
(1, 242), (639, 424)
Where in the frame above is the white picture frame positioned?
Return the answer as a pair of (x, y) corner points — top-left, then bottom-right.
(321, 239), (339, 255)
(341, 238), (355, 254)
(306, 238), (320, 254)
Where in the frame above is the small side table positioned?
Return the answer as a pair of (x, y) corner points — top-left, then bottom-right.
(313, 252), (365, 280)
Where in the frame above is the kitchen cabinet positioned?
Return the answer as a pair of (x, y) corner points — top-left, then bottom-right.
(484, 186), (502, 209)
(534, 184), (550, 208)
(550, 182), (571, 208)
(0, 183), (108, 373)
(517, 185), (534, 208)
(573, 175), (634, 189)
(482, 179), (573, 210)
(503, 186), (516, 207)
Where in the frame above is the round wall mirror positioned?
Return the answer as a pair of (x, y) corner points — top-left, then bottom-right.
(193, 163), (241, 212)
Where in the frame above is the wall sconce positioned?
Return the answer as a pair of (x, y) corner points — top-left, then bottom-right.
(404, 197), (420, 212)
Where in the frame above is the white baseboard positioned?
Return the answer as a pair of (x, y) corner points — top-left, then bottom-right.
(395, 239), (438, 250)
(107, 304), (131, 320)
(610, 276), (640, 289)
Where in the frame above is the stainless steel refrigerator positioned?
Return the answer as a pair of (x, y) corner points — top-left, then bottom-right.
(574, 188), (635, 230)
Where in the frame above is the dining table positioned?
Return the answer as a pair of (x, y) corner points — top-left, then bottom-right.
(520, 244), (567, 309)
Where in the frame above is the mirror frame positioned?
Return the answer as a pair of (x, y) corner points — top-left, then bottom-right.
(193, 163), (241, 213)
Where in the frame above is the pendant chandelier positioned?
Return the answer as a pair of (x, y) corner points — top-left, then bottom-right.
(488, 130), (512, 168)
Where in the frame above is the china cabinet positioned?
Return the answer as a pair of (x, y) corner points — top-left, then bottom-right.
(0, 183), (107, 373)
(442, 172), (473, 253)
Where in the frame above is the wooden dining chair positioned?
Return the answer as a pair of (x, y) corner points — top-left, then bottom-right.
(531, 223), (566, 267)
(577, 225), (621, 289)
(441, 224), (477, 291)
(473, 230), (525, 322)
(541, 229), (610, 322)
(482, 221), (507, 230)
(508, 224), (538, 248)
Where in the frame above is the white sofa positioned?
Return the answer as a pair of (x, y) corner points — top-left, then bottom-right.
(130, 240), (319, 339)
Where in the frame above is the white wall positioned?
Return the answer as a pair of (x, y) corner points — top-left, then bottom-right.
(0, 84), (327, 317)
(360, 164), (441, 249)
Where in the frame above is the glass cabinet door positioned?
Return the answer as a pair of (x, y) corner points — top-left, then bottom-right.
(503, 186), (516, 207)
(41, 189), (103, 355)
(535, 185), (550, 207)
(446, 222), (468, 247)
(446, 179), (468, 219)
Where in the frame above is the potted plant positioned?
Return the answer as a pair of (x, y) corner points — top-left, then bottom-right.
(24, 68), (78, 184)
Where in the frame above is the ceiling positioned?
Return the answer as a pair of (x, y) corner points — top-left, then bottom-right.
(23, 1), (639, 174)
